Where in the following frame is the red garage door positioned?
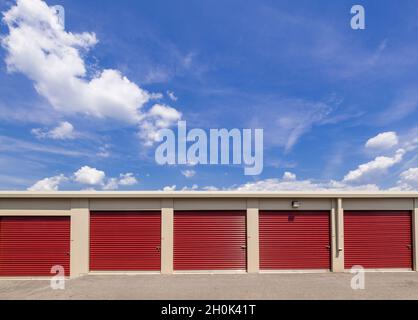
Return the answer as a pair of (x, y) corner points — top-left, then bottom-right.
(90, 212), (161, 271)
(0, 216), (70, 276)
(344, 211), (413, 269)
(259, 211), (331, 270)
(174, 211), (246, 271)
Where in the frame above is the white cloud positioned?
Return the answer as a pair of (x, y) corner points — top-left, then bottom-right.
(400, 167), (418, 183)
(31, 121), (75, 140)
(167, 91), (178, 101)
(102, 178), (118, 190)
(343, 149), (405, 184)
(84, 170), (137, 190)
(28, 174), (67, 191)
(118, 173), (138, 186)
(2, 0), (181, 145)
(202, 186), (219, 191)
(139, 104), (182, 146)
(365, 131), (398, 150)
(27, 166), (139, 190)
(232, 177), (378, 192)
(163, 185), (176, 191)
(282, 171), (296, 181)
(394, 168), (418, 190)
(74, 166), (105, 185)
(181, 184), (199, 191)
(182, 169), (196, 178)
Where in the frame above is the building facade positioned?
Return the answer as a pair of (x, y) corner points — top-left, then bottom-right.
(0, 191), (417, 278)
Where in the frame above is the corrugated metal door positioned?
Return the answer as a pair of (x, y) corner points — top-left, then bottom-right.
(0, 216), (70, 276)
(344, 211), (412, 269)
(90, 211), (161, 271)
(259, 211), (331, 270)
(174, 211), (246, 271)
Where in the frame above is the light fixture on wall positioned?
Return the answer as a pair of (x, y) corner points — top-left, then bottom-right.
(291, 200), (300, 209)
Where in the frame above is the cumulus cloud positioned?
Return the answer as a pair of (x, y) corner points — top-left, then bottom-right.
(181, 169), (196, 178)
(73, 166), (105, 185)
(28, 166), (139, 190)
(103, 173), (137, 190)
(282, 171), (296, 181)
(163, 185), (176, 191)
(31, 121), (75, 140)
(27, 174), (67, 191)
(400, 167), (418, 183)
(343, 149), (405, 184)
(393, 168), (418, 190)
(2, 0), (181, 145)
(102, 178), (119, 191)
(365, 131), (398, 150)
(118, 173), (138, 186)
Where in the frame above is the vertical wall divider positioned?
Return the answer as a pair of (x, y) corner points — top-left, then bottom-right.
(331, 198), (344, 272)
(161, 198), (174, 274)
(246, 199), (260, 273)
(70, 198), (90, 278)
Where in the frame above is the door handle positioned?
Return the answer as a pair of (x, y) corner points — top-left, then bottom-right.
(240, 245), (247, 249)
(407, 245), (412, 250)
(325, 245), (331, 250)
(156, 246), (161, 252)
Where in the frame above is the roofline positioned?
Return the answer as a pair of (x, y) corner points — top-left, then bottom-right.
(0, 191), (417, 199)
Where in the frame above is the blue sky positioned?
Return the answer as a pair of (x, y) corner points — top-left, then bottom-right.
(0, 0), (418, 191)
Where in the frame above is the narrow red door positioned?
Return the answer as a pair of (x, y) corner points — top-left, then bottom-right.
(174, 211), (246, 271)
(259, 211), (331, 270)
(344, 211), (412, 269)
(0, 216), (70, 276)
(90, 212), (161, 271)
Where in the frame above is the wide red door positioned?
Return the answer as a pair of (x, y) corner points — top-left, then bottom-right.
(174, 211), (246, 271)
(259, 211), (331, 270)
(90, 212), (161, 271)
(0, 216), (70, 276)
(344, 211), (412, 269)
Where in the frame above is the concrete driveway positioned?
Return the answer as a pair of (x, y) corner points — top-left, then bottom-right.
(1, 272), (418, 300)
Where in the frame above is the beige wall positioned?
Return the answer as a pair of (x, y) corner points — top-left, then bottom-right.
(0, 193), (417, 277)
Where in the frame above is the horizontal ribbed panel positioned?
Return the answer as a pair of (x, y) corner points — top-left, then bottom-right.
(90, 212), (161, 271)
(260, 211), (331, 270)
(0, 217), (70, 276)
(174, 211), (246, 270)
(344, 211), (412, 269)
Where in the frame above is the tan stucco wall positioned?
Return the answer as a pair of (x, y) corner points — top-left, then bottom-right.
(0, 192), (417, 277)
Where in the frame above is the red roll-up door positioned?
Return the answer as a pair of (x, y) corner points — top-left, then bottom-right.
(174, 211), (246, 271)
(90, 212), (161, 271)
(259, 211), (331, 270)
(0, 216), (70, 276)
(344, 211), (413, 269)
